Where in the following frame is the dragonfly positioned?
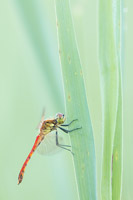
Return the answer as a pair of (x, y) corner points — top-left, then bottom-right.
(18, 113), (81, 185)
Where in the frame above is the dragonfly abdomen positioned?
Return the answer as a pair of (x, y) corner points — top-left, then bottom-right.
(18, 134), (44, 184)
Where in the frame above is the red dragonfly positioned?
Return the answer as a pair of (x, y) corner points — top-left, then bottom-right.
(18, 113), (80, 184)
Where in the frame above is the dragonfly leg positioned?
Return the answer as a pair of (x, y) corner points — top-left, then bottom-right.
(61, 119), (78, 127)
(56, 131), (74, 155)
(58, 126), (82, 133)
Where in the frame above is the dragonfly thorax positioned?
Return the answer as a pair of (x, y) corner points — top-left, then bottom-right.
(56, 113), (66, 125)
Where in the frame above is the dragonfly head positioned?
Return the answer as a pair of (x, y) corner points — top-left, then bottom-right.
(56, 113), (66, 125)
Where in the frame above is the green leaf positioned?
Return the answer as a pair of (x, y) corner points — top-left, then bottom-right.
(99, 0), (123, 199)
(112, 71), (122, 200)
(112, 0), (123, 199)
(55, 0), (97, 199)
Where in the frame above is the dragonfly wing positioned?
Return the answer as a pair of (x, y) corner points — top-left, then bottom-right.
(36, 109), (45, 129)
(37, 132), (64, 155)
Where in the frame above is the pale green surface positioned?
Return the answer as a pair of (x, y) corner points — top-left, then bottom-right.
(0, 0), (132, 200)
(122, 1), (133, 199)
(55, 0), (97, 199)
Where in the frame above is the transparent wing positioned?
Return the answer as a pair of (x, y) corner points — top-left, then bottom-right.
(36, 109), (45, 129)
(37, 132), (64, 156)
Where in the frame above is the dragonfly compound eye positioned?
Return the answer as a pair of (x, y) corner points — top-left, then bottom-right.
(56, 113), (63, 119)
(56, 113), (66, 124)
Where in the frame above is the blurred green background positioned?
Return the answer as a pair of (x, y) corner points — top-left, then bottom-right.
(0, 0), (131, 199)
